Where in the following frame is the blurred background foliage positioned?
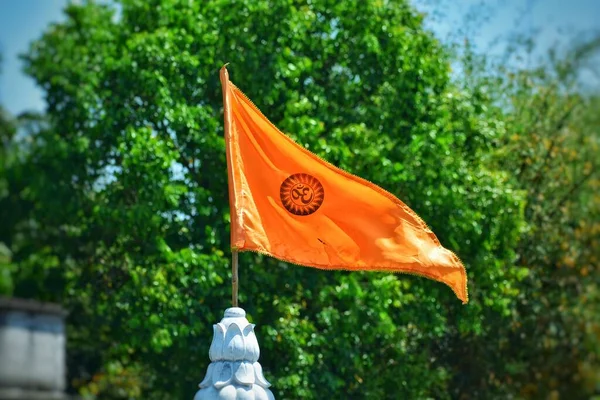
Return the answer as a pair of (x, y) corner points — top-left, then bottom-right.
(0, 0), (598, 399)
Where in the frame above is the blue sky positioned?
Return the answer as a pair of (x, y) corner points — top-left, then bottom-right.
(0, 0), (599, 116)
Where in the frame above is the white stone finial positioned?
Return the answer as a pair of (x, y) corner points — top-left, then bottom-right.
(194, 308), (274, 400)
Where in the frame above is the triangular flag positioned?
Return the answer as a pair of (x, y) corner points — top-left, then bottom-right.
(220, 66), (468, 303)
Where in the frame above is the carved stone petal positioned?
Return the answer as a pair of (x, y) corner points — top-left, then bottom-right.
(199, 362), (215, 388)
(252, 362), (271, 388)
(243, 325), (260, 362)
(209, 323), (226, 361)
(213, 362), (233, 389)
(216, 384), (236, 399)
(223, 322), (245, 361)
(234, 361), (255, 386)
(235, 386), (254, 400)
(251, 384), (275, 400)
(194, 385), (219, 400)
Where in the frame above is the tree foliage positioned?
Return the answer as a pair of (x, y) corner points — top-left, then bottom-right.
(437, 33), (600, 398)
(469, 41), (600, 398)
(0, 0), (597, 399)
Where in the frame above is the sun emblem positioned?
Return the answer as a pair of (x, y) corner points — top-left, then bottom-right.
(280, 173), (324, 216)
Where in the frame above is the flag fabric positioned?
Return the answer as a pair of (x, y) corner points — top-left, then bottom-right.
(220, 66), (468, 303)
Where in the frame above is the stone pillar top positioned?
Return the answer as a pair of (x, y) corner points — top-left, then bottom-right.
(223, 308), (245, 318)
(194, 308), (274, 400)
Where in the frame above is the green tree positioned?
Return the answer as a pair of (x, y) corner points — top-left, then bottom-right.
(451, 35), (600, 398)
(493, 47), (600, 398)
(4, 0), (524, 398)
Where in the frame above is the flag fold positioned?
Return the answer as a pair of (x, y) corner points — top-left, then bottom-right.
(220, 66), (468, 303)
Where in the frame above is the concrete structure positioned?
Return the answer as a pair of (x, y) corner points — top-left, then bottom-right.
(0, 297), (68, 400)
(194, 307), (274, 400)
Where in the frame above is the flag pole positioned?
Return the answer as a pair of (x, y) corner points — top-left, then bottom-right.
(220, 64), (239, 308)
(232, 250), (239, 307)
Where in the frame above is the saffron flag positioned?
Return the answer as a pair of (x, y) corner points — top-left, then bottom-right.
(220, 66), (468, 303)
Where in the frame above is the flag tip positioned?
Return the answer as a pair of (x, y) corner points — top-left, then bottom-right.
(220, 63), (230, 84)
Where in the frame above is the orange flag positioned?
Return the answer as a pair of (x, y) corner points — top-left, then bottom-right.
(220, 66), (468, 303)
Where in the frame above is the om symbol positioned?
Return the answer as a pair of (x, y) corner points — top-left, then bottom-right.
(280, 173), (324, 216)
(291, 184), (314, 205)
